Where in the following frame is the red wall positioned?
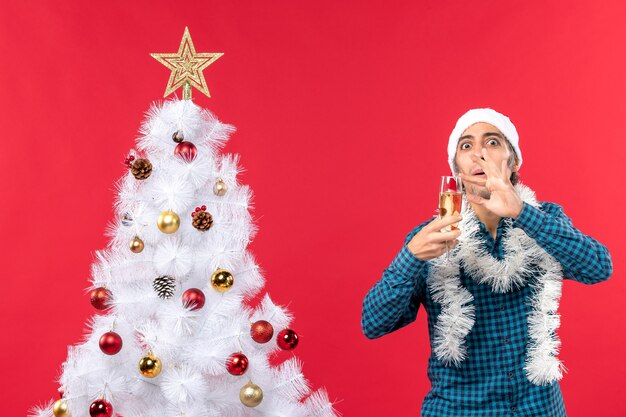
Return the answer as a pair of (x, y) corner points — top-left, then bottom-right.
(1, 1), (624, 416)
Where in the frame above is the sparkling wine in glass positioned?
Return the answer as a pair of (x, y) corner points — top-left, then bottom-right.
(439, 176), (463, 258)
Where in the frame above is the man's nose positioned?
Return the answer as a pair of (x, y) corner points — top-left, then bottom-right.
(472, 144), (484, 159)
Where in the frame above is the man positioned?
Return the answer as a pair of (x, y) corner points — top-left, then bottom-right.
(361, 108), (612, 416)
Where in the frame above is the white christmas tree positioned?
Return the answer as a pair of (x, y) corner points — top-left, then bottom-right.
(31, 28), (336, 417)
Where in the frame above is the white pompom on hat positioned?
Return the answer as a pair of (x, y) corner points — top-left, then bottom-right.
(448, 108), (522, 175)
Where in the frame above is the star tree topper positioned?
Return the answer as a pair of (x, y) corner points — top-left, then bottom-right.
(151, 27), (223, 100)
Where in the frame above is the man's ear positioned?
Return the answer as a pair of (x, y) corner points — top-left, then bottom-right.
(510, 155), (520, 172)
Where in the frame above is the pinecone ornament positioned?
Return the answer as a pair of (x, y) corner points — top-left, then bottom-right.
(192, 205), (213, 231)
(130, 158), (153, 180)
(153, 275), (176, 299)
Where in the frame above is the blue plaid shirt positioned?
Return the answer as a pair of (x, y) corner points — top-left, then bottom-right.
(362, 201), (612, 417)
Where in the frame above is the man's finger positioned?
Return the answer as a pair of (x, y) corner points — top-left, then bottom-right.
(431, 229), (461, 242)
(444, 239), (460, 252)
(473, 150), (498, 177)
(470, 154), (495, 178)
(467, 192), (486, 205)
(436, 214), (463, 227)
(501, 159), (511, 180)
(425, 214), (462, 231)
(481, 148), (497, 169)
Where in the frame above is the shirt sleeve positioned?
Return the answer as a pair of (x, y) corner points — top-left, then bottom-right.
(511, 201), (613, 284)
(361, 219), (432, 339)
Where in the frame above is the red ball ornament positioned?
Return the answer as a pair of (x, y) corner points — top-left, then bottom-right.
(276, 328), (299, 350)
(99, 331), (123, 355)
(174, 141), (197, 162)
(89, 399), (112, 417)
(250, 320), (274, 344)
(226, 352), (249, 376)
(90, 287), (112, 310)
(182, 288), (206, 311)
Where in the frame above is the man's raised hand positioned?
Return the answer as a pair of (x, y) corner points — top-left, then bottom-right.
(407, 215), (462, 261)
(460, 148), (523, 219)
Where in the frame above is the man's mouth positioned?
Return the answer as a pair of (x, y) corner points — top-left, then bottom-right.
(471, 169), (486, 176)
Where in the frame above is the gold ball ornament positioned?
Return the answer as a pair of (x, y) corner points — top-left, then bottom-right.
(138, 353), (162, 378)
(213, 178), (227, 196)
(239, 382), (263, 407)
(129, 236), (144, 253)
(210, 268), (234, 292)
(53, 399), (71, 417)
(157, 210), (180, 234)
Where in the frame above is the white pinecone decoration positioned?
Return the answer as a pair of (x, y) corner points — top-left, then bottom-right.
(153, 275), (175, 299)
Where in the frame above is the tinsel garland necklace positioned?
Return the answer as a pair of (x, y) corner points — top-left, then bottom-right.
(427, 183), (565, 385)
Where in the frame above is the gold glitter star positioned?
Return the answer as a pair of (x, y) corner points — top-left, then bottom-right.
(151, 27), (223, 99)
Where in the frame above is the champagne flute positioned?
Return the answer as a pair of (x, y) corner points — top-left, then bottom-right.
(439, 175), (463, 260)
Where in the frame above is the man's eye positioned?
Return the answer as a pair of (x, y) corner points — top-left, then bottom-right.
(487, 139), (499, 146)
(460, 143), (471, 150)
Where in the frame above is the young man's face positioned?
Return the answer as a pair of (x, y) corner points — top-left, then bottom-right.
(454, 122), (518, 199)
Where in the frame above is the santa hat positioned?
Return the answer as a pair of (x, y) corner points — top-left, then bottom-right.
(448, 108), (522, 175)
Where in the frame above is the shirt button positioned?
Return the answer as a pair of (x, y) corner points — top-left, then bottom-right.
(500, 305), (506, 311)
(504, 337), (510, 344)
(511, 406), (518, 412)
(507, 371), (514, 378)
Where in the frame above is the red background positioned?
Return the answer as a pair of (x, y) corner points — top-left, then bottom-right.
(1, 1), (624, 416)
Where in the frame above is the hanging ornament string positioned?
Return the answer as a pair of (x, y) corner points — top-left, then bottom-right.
(427, 183), (565, 385)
